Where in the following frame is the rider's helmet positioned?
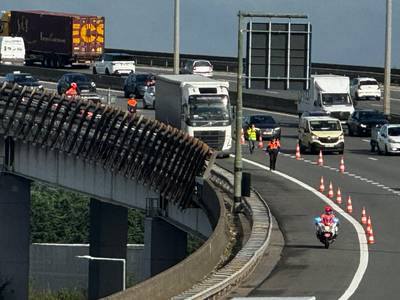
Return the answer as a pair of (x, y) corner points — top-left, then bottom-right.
(70, 82), (78, 89)
(324, 205), (333, 215)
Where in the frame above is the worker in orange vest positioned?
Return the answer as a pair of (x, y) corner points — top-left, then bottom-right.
(266, 137), (281, 171)
(65, 82), (78, 97)
(127, 98), (138, 113)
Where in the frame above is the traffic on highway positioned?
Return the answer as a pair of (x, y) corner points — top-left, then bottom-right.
(1, 7), (400, 300)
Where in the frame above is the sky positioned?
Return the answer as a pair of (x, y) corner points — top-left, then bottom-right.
(2, 0), (399, 67)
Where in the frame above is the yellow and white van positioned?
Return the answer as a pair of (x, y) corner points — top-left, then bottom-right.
(298, 116), (344, 154)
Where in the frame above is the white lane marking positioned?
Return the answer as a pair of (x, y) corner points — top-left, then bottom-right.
(231, 155), (369, 300)
(368, 157), (378, 161)
(361, 139), (370, 143)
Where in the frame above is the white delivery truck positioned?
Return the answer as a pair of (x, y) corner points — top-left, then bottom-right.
(0, 36), (25, 65)
(155, 74), (232, 156)
(298, 74), (355, 124)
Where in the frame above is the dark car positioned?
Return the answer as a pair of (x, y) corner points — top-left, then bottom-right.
(243, 114), (281, 140)
(57, 73), (96, 95)
(347, 109), (387, 136)
(123, 73), (155, 98)
(4, 71), (43, 90)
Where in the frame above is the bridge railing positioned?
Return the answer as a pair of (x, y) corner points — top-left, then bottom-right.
(106, 48), (400, 83)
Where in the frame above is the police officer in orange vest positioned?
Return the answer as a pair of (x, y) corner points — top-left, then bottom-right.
(267, 137), (281, 171)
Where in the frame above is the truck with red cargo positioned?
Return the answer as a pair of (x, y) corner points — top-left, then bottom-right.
(0, 10), (104, 67)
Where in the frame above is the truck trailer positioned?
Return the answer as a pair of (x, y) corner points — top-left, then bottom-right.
(0, 10), (104, 67)
(155, 75), (232, 155)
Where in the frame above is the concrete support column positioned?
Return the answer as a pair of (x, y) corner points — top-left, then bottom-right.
(0, 173), (30, 300)
(88, 199), (128, 299)
(143, 217), (187, 278)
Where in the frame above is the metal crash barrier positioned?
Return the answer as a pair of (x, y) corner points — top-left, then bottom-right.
(0, 83), (211, 208)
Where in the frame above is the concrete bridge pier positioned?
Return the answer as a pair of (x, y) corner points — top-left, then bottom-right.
(143, 216), (187, 278)
(0, 173), (31, 300)
(88, 199), (128, 299)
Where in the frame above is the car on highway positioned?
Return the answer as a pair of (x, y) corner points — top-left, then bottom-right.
(298, 115), (344, 154)
(347, 109), (387, 136)
(143, 85), (155, 109)
(371, 124), (400, 155)
(123, 73), (156, 98)
(92, 53), (136, 76)
(350, 77), (381, 101)
(180, 59), (213, 77)
(57, 73), (96, 95)
(243, 114), (281, 141)
(4, 71), (43, 90)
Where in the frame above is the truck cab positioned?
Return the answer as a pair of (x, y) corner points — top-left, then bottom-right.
(156, 75), (232, 156)
(298, 75), (355, 124)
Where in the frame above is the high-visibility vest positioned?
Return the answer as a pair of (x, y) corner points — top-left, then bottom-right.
(268, 139), (281, 150)
(247, 128), (257, 140)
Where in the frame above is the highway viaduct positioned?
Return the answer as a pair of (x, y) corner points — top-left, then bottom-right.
(0, 83), (219, 299)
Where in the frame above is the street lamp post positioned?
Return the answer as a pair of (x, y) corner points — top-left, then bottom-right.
(76, 255), (126, 291)
(173, 0), (180, 74)
(384, 0), (392, 116)
(234, 12), (244, 211)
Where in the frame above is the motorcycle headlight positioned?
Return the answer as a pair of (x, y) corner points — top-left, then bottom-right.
(91, 82), (96, 87)
(360, 124), (367, 128)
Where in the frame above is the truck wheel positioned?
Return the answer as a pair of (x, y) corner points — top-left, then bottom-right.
(93, 67), (97, 75)
(105, 68), (110, 75)
(385, 145), (389, 156)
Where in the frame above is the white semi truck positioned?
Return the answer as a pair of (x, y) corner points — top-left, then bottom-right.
(155, 75), (232, 155)
(298, 74), (355, 123)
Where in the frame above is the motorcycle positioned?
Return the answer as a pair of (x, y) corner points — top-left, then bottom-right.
(314, 217), (339, 249)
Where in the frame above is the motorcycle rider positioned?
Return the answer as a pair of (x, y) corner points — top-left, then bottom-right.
(315, 205), (339, 239)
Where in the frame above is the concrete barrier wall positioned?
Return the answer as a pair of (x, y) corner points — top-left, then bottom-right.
(29, 244), (145, 292)
(108, 179), (230, 300)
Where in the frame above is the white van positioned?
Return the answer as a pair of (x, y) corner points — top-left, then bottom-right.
(298, 115), (344, 154)
(298, 75), (355, 124)
(0, 36), (25, 65)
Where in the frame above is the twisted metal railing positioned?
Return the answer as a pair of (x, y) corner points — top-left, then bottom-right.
(0, 83), (211, 208)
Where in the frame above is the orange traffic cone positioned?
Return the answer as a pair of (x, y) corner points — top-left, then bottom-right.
(258, 135), (263, 148)
(368, 224), (375, 245)
(319, 176), (325, 193)
(295, 143), (301, 160)
(240, 129), (245, 145)
(336, 187), (342, 204)
(339, 156), (345, 173)
(318, 150), (324, 166)
(346, 195), (353, 213)
(361, 207), (367, 225)
(366, 216), (372, 235)
(327, 181), (334, 199)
